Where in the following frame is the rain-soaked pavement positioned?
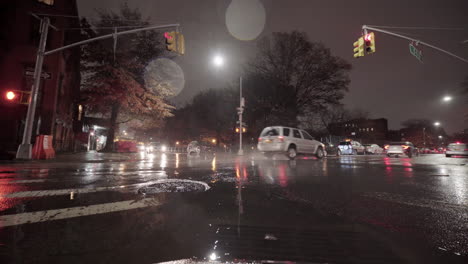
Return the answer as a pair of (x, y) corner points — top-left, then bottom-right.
(0, 151), (467, 263)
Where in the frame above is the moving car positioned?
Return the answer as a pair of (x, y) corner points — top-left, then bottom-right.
(445, 142), (468, 157)
(324, 142), (341, 156)
(364, 144), (383, 154)
(384, 141), (418, 158)
(145, 142), (167, 153)
(338, 140), (365, 155)
(257, 126), (326, 160)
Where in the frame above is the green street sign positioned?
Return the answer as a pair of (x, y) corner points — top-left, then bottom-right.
(409, 43), (423, 62)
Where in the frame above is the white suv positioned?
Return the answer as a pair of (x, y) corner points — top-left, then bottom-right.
(257, 126), (325, 160)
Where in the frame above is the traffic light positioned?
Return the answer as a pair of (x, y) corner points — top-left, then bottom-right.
(177, 32), (185, 55)
(3, 90), (30, 104)
(364, 32), (375, 54)
(165, 31), (177, 52)
(235, 127), (246, 133)
(353, 37), (365, 58)
(164, 31), (185, 55)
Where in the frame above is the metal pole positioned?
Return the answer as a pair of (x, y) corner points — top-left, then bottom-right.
(362, 25), (468, 64)
(44, 23), (180, 56)
(423, 127), (426, 147)
(238, 76), (244, 156)
(16, 17), (50, 159)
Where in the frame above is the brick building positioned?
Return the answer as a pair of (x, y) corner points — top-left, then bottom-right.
(0, 0), (81, 155)
(328, 118), (389, 144)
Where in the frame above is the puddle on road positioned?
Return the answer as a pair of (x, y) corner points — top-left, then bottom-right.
(138, 179), (210, 195)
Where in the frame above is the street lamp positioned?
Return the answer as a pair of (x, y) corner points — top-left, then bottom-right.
(442, 95), (452, 102)
(212, 55), (224, 67)
(211, 54), (244, 156)
(438, 135), (443, 139)
(434, 122), (440, 127)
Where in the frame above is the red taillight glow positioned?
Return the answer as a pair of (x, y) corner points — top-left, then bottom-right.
(402, 145), (409, 150)
(258, 137), (262, 142)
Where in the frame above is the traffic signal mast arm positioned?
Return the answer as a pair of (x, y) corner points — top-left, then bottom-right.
(44, 23), (180, 56)
(362, 25), (468, 64)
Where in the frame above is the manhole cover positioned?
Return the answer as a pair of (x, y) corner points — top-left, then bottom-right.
(138, 179), (210, 194)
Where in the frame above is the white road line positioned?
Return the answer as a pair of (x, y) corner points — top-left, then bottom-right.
(2, 181), (155, 198)
(0, 198), (161, 227)
(0, 179), (47, 184)
(2, 179), (210, 198)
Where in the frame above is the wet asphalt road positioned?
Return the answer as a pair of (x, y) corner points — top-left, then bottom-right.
(0, 152), (467, 263)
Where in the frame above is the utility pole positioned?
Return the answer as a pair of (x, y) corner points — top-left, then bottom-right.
(16, 17), (50, 159)
(423, 127), (426, 147)
(16, 17), (179, 159)
(238, 76), (244, 156)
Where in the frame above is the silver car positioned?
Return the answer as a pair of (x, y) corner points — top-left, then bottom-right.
(364, 144), (383, 154)
(384, 141), (418, 158)
(257, 126), (325, 160)
(445, 142), (468, 157)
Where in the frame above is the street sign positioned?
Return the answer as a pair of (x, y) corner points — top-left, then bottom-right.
(409, 43), (423, 62)
(24, 68), (52, 79)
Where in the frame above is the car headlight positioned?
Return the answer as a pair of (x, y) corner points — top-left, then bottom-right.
(147, 146), (154, 151)
(161, 145), (167, 152)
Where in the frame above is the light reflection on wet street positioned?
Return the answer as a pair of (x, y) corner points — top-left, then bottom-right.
(0, 152), (467, 263)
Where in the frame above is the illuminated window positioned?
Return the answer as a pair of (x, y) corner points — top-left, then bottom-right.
(78, 105), (83, 121)
(371, 128), (374, 131)
(38, 0), (54, 5)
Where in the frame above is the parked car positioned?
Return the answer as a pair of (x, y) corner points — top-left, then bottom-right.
(324, 142), (341, 156)
(338, 140), (365, 155)
(363, 144), (384, 154)
(257, 126), (325, 160)
(445, 142), (468, 157)
(384, 141), (419, 158)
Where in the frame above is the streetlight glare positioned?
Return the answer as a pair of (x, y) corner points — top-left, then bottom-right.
(213, 55), (224, 67)
(434, 122), (440, 126)
(442, 96), (452, 102)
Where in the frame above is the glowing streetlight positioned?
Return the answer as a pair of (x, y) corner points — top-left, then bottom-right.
(212, 55), (224, 67)
(211, 139), (216, 144)
(176, 141), (180, 145)
(438, 135), (443, 139)
(434, 122), (440, 126)
(442, 95), (452, 102)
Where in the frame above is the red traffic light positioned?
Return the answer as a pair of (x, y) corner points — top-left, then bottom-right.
(164, 32), (173, 40)
(364, 34), (372, 41)
(5, 91), (17, 101)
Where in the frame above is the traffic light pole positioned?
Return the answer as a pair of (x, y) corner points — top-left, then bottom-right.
(362, 25), (468, 64)
(16, 18), (180, 159)
(16, 18), (50, 159)
(238, 76), (244, 156)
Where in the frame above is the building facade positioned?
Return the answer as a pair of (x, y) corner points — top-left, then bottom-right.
(328, 118), (389, 144)
(0, 0), (81, 155)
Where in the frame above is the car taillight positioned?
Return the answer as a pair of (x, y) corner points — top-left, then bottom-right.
(384, 145), (389, 149)
(274, 136), (284, 143)
(402, 145), (409, 150)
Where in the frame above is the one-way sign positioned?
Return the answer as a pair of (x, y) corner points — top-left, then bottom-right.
(24, 68), (52, 79)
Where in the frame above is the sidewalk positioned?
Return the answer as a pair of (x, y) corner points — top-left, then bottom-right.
(0, 151), (141, 164)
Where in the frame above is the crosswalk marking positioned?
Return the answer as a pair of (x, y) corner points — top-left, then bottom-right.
(0, 197), (161, 227)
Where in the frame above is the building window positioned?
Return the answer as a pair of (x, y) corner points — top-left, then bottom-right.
(367, 128), (369, 132)
(78, 105), (83, 121)
(37, 0), (54, 5)
(371, 128), (374, 131)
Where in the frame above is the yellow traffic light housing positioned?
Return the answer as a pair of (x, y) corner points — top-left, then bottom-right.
(164, 31), (185, 55)
(176, 32), (185, 55)
(165, 31), (177, 52)
(364, 32), (375, 54)
(353, 37), (365, 58)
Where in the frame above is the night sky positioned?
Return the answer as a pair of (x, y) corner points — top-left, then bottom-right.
(77, 0), (468, 133)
